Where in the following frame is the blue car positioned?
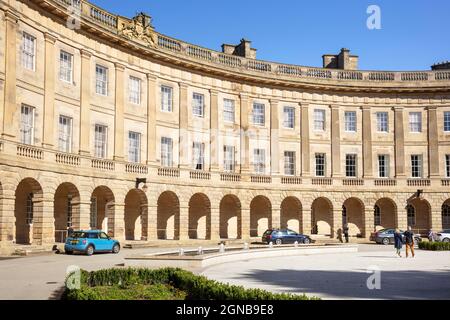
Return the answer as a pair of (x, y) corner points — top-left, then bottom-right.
(64, 230), (120, 256)
(263, 228), (313, 245)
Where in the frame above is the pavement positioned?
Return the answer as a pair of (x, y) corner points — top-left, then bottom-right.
(0, 243), (449, 300)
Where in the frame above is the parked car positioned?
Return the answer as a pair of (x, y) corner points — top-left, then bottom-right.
(64, 230), (120, 256)
(370, 228), (422, 245)
(263, 229), (313, 245)
(436, 229), (450, 242)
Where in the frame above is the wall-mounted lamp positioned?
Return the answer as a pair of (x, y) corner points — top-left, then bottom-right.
(135, 178), (148, 192)
(416, 189), (424, 199)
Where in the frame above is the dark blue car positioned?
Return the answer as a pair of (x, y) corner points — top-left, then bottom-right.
(263, 229), (312, 245)
(64, 230), (120, 256)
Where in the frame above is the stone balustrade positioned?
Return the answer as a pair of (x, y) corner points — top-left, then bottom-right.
(251, 175), (272, 184)
(342, 179), (364, 186)
(312, 178), (333, 186)
(56, 153), (81, 166)
(158, 167), (180, 177)
(281, 176), (302, 185)
(125, 163), (148, 175)
(374, 179), (397, 187)
(17, 145), (43, 160)
(91, 158), (115, 171)
(220, 173), (241, 182)
(407, 179), (431, 187)
(190, 171), (211, 180)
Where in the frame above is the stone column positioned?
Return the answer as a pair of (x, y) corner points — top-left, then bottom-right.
(210, 90), (219, 171)
(301, 208), (312, 235)
(271, 206), (281, 229)
(210, 207), (220, 240)
(394, 107), (406, 178)
(428, 106), (439, 178)
(430, 206), (443, 231)
(146, 74), (157, 165)
(112, 202), (125, 241)
(1, 11), (19, 139)
(42, 33), (57, 148)
(240, 94), (250, 174)
(33, 196), (54, 245)
(397, 205), (408, 231)
(0, 189), (15, 242)
(72, 200), (91, 231)
(331, 105), (342, 177)
(270, 99), (279, 175)
(178, 205), (189, 240)
(146, 204), (158, 240)
(179, 83), (189, 169)
(114, 63), (125, 161)
(364, 208), (375, 238)
(241, 208), (250, 241)
(362, 106), (373, 178)
(300, 103), (310, 176)
(331, 208), (342, 239)
(79, 49), (92, 156)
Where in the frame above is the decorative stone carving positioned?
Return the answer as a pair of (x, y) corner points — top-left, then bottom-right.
(120, 12), (157, 47)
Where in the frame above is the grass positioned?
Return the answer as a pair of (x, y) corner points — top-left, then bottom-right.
(83, 283), (187, 300)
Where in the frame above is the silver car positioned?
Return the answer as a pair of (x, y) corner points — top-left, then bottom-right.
(436, 229), (450, 242)
(370, 228), (422, 245)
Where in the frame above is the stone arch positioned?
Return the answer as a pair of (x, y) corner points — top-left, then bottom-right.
(220, 194), (241, 239)
(91, 186), (115, 235)
(124, 189), (148, 241)
(374, 197), (397, 230)
(14, 178), (43, 244)
(157, 191), (180, 240)
(54, 182), (80, 243)
(280, 196), (302, 233)
(342, 197), (365, 237)
(407, 198), (431, 235)
(311, 197), (333, 236)
(250, 195), (271, 237)
(442, 199), (450, 230)
(188, 193), (211, 240)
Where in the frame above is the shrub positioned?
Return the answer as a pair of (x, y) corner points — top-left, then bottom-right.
(64, 267), (317, 300)
(419, 241), (450, 251)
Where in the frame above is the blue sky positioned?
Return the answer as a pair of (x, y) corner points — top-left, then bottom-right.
(90, 0), (450, 71)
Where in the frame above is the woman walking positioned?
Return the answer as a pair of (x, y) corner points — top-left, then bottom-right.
(394, 228), (403, 257)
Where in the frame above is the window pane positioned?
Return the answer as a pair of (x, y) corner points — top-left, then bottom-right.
(223, 99), (235, 123)
(446, 155), (450, 178)
(129, 76), (141, 105)
(283, 107), (295, 129)
(444, 112), (450, 132)
(161, 86), (173, 112)
(95, 65), (108, 95)
(224, 145), (235, 172)
(409, 112), (422, 132)
(284, 151), (295, 175)
(411, 155), (422, 178)
(128, 131), (141, 163)
(59, 51), (73, 83)
(376, 112), (389, 132)
(344, 111), (356, 132)
(161, 137), (173, 167)
(378, 155), (389, 178)
(345, 154), (357, 177)
(20, 105), (34, 145)
(192, 142), (205, 170)
(253, 149), (265, 174)
(58, 115), (72, 153)
(314, 109), (325, 131)
(22, 33), (35, 71)
(192, 93), (204, 117)
(94, 124), (107, 158)
(253, 103), (265, 125)
(315, 153), (325, 177)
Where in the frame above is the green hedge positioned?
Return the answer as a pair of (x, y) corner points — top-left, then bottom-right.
(64, 267), (318, 300)
(419, 241), (450, 251)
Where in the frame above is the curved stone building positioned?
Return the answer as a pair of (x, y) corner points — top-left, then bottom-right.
(1, 0), (450, 249)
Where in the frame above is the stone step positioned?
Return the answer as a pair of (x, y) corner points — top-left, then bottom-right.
(123, 239), (247, 249)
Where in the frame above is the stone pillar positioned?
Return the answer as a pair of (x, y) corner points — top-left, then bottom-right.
(178, 205), (189, 240)
(240, 94), (250, 174)
(300, 104), (310, 176)
(146, 74), (157, 165)
(394, 107), (406, 178)
(430, 206), (443, 231)
(397, 205), (408, 231)
(179, 83), (189, 169)
(301, 208), (312, 235)
(114, 63), (125, 161)
(2, 11), (19, 139)
(42, 33), (57, 148)
(79, 49), (92, 156)
(364, 208), (375, 238)
(331, 105), (342, 177)
(270, 99), (279, 175)
(0, 189), (15, 242)
(210, 90), (219, 171)
(210, 207), (220, 241)
(33, 196), (54, 245)
(331, 208), (342, 239)
(72, 200), (91, 231)
(428, 106), (439, 178)
(362, 106), (373, 178)
(271, 206), (281, 229)
(112, 202), (125, 241)
(146, 204), (158, 240)
(241, 208), (250, 240)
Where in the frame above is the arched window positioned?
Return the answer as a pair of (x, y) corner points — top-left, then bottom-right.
(442, 204), (450, 229)
(407, 204), (416, 227)
(374, 205), (381, 226)
(26, 193), (33, 225)
(342, 205), (347, 225)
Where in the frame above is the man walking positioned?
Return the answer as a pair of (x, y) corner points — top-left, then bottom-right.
(404, 226), (415, 258)
(343, 224), (349, 243)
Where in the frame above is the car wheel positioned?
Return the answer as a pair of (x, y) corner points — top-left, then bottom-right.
(65, 250), (73, 255)
(275, 239), (283, 245)
(112, 243), (120, 254)
(382, 238), (390, 245)
(303, 238), (311, 245)
(443, 238), (450, 243)
(86, 245), (94, 256)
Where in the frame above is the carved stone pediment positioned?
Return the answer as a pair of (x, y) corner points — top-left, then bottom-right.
(120, 12), (157, 47)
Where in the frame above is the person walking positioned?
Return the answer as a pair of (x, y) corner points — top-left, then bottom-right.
(428, 229), (435, 243)
(404, 226), (415, 258)
(394, 228), (403, 257)
(343, 224), (349, 243)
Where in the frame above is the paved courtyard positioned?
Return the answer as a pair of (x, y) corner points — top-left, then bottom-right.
(0, 244), (449, 300)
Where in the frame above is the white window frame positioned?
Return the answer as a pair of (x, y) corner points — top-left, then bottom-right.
(128, 131), (141, 163)
(129, 76), (141, 105)
(345, 154), (357, 178)
(410, 154), (423, 178)
(58, 115), (73, 153)
(252, 103), (265, 126)
(192, 93), (204, 118)
(444, 112), (450, 132)
(374, 205), (381, 226)
(95, 65), (108, 96)
(315, 153), (326, 177)
(313, 109), (325, 131)
(407, 205), (416, 227)
(94, 124), (108, 158)
(409, 112), (422, 133)
(446, 154), (450, 178)
(59, 50), (73, 83)
(253, 149), (266, 174)
(284, 151), (296, 176)
(378, 154), (389, 178)
(22, 32), (36, 71)
(223, 99), (235, 123)
(161, 85), (173, 112)
(161, 137), (173, 167)
(376, 112), (389, 133)
(283, 107), (295, 129)
(223, 145), (235, 172)
(192, 142), (205, 170)
(20, 104), (35, 145)
(344, 111), (357, 132)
